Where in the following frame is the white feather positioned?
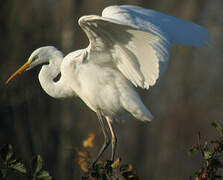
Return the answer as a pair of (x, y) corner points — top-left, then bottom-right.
(79, 5), (210, 89)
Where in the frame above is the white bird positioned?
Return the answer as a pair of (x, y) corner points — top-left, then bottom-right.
(6, 5), (210, 164)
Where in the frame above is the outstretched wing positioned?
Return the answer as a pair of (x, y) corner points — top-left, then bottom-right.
(78, 5), (210, 89)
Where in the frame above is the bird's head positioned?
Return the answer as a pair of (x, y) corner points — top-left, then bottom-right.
(6, 46), (63, 84)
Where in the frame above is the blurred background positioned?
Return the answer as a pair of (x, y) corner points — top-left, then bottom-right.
(1, 0), (223, 179)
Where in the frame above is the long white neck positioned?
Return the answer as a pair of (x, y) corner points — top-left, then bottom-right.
(38, 56), (74, 99)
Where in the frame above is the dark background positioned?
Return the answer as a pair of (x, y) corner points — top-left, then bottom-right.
(1, 0), (223, 179)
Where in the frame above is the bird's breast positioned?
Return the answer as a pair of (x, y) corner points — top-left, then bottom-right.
(73, 63), (128, 116)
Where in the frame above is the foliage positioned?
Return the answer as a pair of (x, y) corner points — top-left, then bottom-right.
(75, 133), (139, 180)
(189, 122), (223, 180)
(0, 144), (52, 180)
(0, 133), (139, 180)
(2, 122), (223, 180)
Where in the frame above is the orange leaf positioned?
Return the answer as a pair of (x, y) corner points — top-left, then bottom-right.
(201, 172), (206, 179)
(83, 133), (96, 148)
(76, 157), (89, 172)
(111, 158), (121, 169)
(78, 150), (91, 159)
(76, 157), (85, 164)
(127, 164), (133, 171)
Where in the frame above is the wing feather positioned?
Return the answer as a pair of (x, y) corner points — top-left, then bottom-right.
(78, 5), (210, 89)
(102, 5), (210, 46)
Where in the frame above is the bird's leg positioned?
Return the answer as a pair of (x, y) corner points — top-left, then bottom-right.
(105, 116), (117, 162)
(91, 110), (110, 167)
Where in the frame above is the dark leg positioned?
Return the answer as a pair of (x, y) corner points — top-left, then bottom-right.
(91, 110), (110, 166)
(105, 116), (117, 162)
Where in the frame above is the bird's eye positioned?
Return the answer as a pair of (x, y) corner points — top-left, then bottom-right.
(32, 55), (39, 61)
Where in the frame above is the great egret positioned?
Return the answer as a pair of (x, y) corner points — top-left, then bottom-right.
(6, 5), (210, 164)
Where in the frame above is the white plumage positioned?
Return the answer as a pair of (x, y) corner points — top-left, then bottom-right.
(6, 5), (210, 163)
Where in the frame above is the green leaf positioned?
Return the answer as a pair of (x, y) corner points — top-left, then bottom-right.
(188, 147), (199, 156)
(0, 144), (14, 162)
(204, 151), (212, 160)
(105, 172), (112, 180)
(9, 161), (27, 175)
(190, 172), (199, 178)
(37, 170), (52, 180)
(211, 122), (223, 135)
(0, 169), (7, 179)
(31, 155), (43, 176)
(117, 178), (124, 180)
(211, 122), (218, 128)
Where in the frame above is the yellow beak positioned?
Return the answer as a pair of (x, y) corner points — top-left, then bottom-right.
(6, 59), (32, 84)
